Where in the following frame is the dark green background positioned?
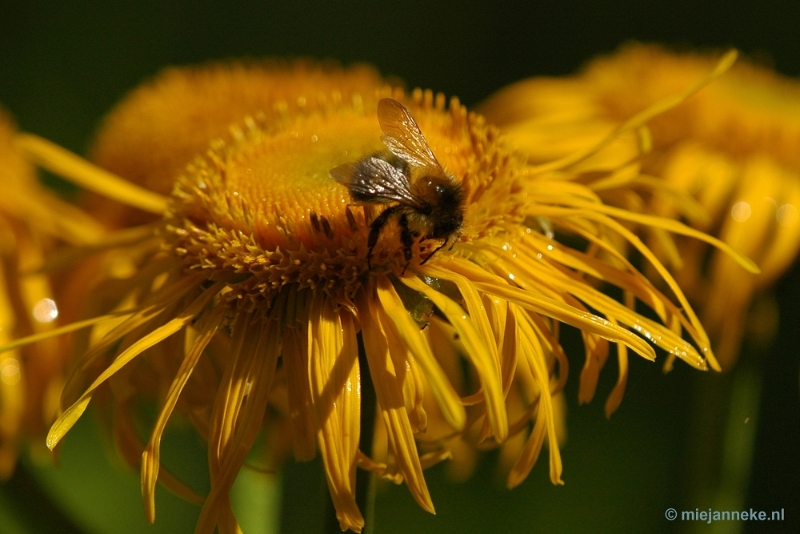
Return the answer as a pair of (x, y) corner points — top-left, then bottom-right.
(1, 1), (798, 533)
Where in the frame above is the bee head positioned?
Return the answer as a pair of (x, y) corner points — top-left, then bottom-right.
(432, 212), (463, 238)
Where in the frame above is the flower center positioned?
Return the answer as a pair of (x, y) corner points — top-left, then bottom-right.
(165, 91), (516, 304)
(224, 107), (384, 249)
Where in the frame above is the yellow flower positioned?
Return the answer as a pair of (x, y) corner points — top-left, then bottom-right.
(86, 59), (387, 228)
(481, 43), (800, 367)
(9, 57), (755, 533)
(0, 107), (102, 478)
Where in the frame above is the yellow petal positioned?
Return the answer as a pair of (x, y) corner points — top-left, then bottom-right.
(403, 270), (508, 442)
(198, 313), (281, 534)
(308, 293), (363, 533)
(60, 272), (204, 404)
(112, 401), (204, 506)
(442, 258), (657, 361)
(142, 305), (225, 523)
(521, 233), (675, 325)
(0, 352), (23, 478)
(604, 340), (629, 418)
(508, 307), (563, 487)
(528, 50), (738, 174)
(0, 309), (131, 357)
(282, 289), (317, 461)
(578, 330), (608, 405)
(360, 291), (434, 513)
(375, 277), (466, 431)
(46, 280), (219, 450)
(566, 200), (760, 275)
(14, 133), (168, 214)
(502, 251), (708, 370)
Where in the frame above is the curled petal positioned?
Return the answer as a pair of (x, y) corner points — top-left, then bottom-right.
(309, 293), (363, 532)
(360, 291), (434, 513)
(375, 277), (466, 432)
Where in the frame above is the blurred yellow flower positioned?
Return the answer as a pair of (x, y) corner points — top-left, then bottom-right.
(7, 56), (756, 533)
(481, 43), (800, 368)
(0, 107), (102, 478)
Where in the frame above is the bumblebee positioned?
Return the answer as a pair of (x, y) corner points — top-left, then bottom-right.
(330, 98), (464, 271)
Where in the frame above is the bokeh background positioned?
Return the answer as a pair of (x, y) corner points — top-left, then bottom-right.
(1, 1), (798, 533)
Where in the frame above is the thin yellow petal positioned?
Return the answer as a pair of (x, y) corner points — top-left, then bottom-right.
(520, 204), (731, 367)
(375, 277), (466, 431)
(528, 49), (738, 174)
(487, 293), (518, 396)
(0, 353), (23, 478)
(14, 133), (169, 214)
(309, 293), (363, 533)
(604, 339), (629, 418)
(396, 347), (428, 434)
(565, 200), (759, 274)
(442, 258), (657, 361)
(0, 309), (132, 356)
(60, 273), (205, 406)
(46, 281), (221, 450)
(112, 399), (204, 508)
(502, 251), (708, 370)
(507, 401), (548, 489)
(403, 271), (508, 442)
(757, 174), (800, 280)
(0, 183), (104, 244)
(198, 314), (281, 534)
(32, 223), (160, 275)
(507, 307), (563, 487)
(208, 313), (258, 465)
(521, 233), (675, 324)
(361, 292), (434, 513)
(577, 330), (608, 405)
(282, 289), (317, 461)
(383, 319), (448, 440)
(142, 305), (225, 523)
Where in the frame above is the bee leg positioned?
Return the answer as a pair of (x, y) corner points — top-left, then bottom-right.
(421, 237), (448, 265)
(399, 213), (414, 275)
(367, 206), (399, 269)
(448, 232), (461, 250)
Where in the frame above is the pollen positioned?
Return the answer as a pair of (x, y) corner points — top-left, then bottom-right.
(216, 107), (382, 237)
(166, 88), (507, 301)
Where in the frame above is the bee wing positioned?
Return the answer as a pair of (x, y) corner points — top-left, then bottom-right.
(329, 161), (360, 186)
(377, 98), (443, 172)
(330, 157), (420, 205)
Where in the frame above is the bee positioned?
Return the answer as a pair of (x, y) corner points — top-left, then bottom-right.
(330, 98), (464, 272)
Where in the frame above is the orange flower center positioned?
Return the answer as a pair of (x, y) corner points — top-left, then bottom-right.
(165, 92), (507, 303)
